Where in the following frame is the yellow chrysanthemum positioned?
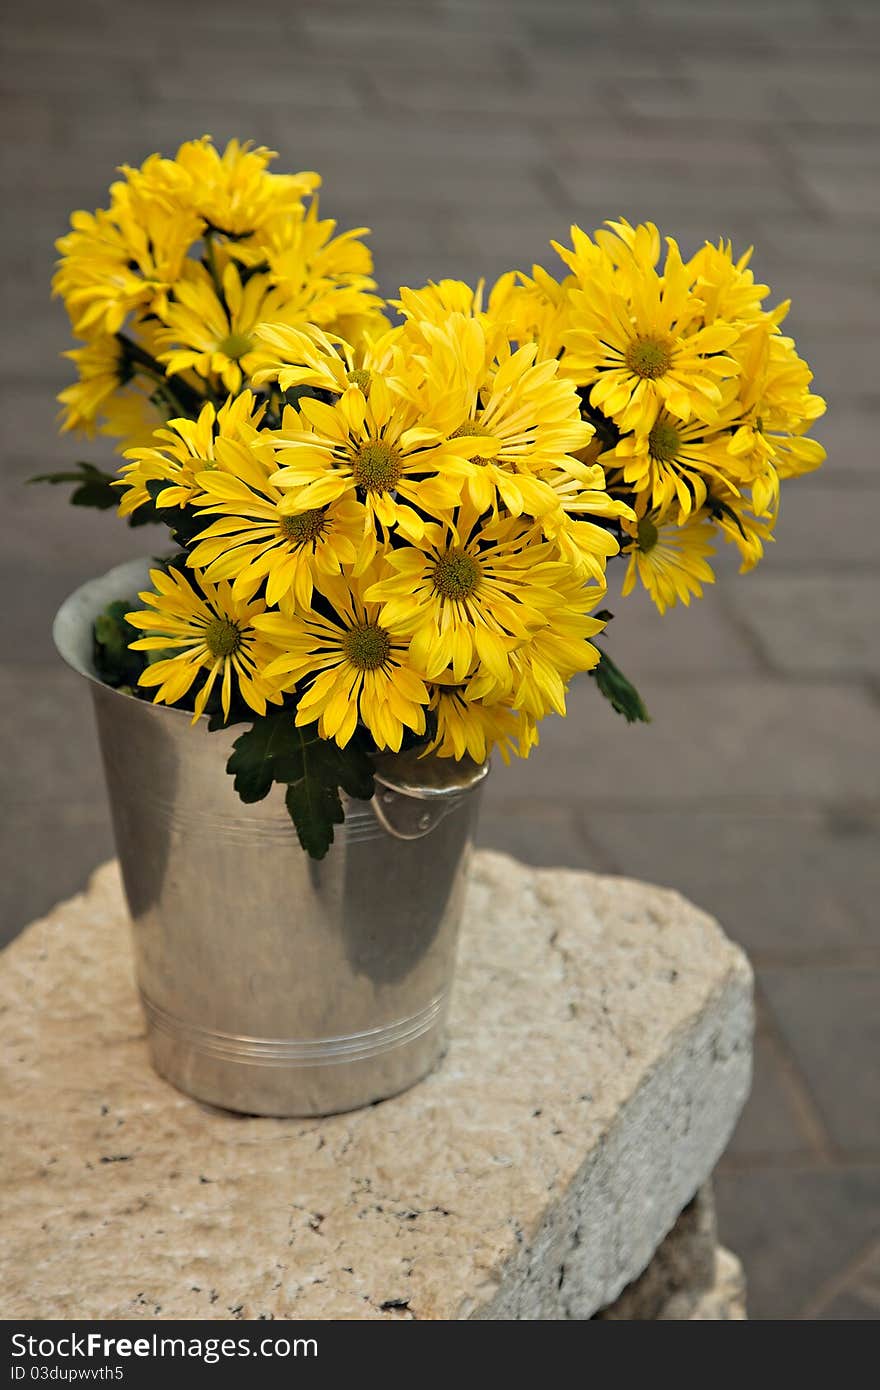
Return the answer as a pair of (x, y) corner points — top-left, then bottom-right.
(255, 571), (429, 751)
(621, 512), (717, 614)
(117, 392), (265, 517)
(687, 239), (773, 327)
(256, 200), (382, 327)
(603, 411), (742, 522)
(364, 508), (573, 690)
(187, 435), (365, 607)
(392, 275), (518, 345)
(251, 320), (395, 397)
(426, 686), (537, 764)
(463, 565), (606, 718)
(555, 220), (741, 432)
(155, 260), (310, 394)
(404, 317), (595, 520)
(126, 567), (281, 721)
(267, 376), (470, 561)
(170, 137), (319, 238)
(724, 322), (826, 512)
(53, 168), (202, 337)
(56, 329), (173, 449)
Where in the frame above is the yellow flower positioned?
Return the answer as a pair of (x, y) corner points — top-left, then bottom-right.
(603, 411), (741, 522)
(267, 376), (469, 561)
(53, 168), (202, 337)
(427, 686), (537, 764)
(621, 512), (716, 614)
(118, 392), (265, 517)
(725, 322), (826, 510)
(170, 137), (319, 238)
(364, 508), (570, 690)
(556, 220), (740, 432)
(155, 260), (307, 394)
(257, 199), (382, 328)
(251, 320), (395, 397)
(126, 567), (281, 722)
(56, 329), (172, 449)
(188, 436), (365, 607)
(425, 324), (595, 520)
(461, 566), (606, 718)
(255, 570), (429, 751)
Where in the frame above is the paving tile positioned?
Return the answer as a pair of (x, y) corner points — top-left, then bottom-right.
(0, 665), (109, 815)
(713, 1166), (880, 1319)
(599, 569), (761, 676)
(724, 574), (880, 678)
(760, 968), (880, 1152)
(475, 796), (609, 872)
(499, 677), (880, 803)
(0, 803), (113, 950)
(0, 482), (155, 664)
(556, 165), (809, 220)
(816, 1290), (880, 1318)
(578, 807), (880, 959)
(724, 1029), (825, 1160)
(749, 485), (879, 571)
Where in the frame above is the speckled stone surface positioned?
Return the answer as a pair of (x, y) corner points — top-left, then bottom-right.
(0, 851), (752, 1320)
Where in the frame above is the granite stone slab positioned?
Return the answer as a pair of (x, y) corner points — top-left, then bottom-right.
(0, 851), (752, 1320)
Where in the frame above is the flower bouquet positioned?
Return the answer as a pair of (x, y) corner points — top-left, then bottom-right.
(47, 139), (825, 857)
(45, 138), (825, 1114)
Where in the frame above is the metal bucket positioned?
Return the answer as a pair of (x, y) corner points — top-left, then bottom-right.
(54, 559), (488, 1117)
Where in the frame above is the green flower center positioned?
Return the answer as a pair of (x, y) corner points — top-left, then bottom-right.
(625, 337), (672, 380)
(648, 419), (681, 463)
(346, 368), (371, 391)
(204, 616), (242, 658)
(432, 548), (481, 601)
(352, 439), (402, 493)
(636, 516), (659, 554)
(452, 421), (494, 466)
(280, 508), (327, 547)
(344, 622), (391, 671)
(218, 331), (253, 360)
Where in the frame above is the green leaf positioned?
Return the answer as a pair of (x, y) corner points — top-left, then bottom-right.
(590, 649), (651, 725)
(30, 462), (162, 527)
(30, 463), (119, 511)
(226, 714), (375, 859)
(93, 600), (147, 690)
(284, 779), (345, 859)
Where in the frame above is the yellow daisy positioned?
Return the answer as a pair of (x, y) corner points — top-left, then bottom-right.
(257, 199), (382, 328)
(465, 569), (607, 718)
(254, 570), (429, 752)
(126, 567), (281, 722)
(267, 376), (470, 561)
(251, 320), (395, 397)
(155, 260), (305, 394)
(118, 392), (265, 518)
(53, 170), (202, 337)
(621, 512), (717, 614)
(188, 435), (365, 607)
(364, 508), (569, 689)
(170, 137), (319, 238)
(555, 220), (741, 432)
(426, 685), (537, 764)
(603, 411), (743, 521)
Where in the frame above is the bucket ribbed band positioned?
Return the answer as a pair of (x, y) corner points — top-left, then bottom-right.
(140, 991), (448, 1068)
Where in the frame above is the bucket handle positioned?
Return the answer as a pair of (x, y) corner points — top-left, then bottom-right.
(370, 755), (489, 841)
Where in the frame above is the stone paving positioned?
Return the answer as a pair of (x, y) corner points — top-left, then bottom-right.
(1, 0), (878, 1319)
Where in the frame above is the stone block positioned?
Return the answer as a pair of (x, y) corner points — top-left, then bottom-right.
(0, 852), (752, 1320)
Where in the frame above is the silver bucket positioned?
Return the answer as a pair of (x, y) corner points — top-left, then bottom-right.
(54, 559), (488, 1117)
